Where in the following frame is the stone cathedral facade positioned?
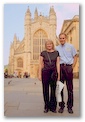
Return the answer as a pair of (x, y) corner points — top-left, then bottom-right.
(8, 7), (79, 78)
(8, 7), (58, 78)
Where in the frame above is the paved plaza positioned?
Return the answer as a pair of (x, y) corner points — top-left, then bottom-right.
(4, 78), (79, 117)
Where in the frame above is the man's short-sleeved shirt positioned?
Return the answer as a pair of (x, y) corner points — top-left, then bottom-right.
(55, 43), (77, 64)
(40, 50), (59, 70)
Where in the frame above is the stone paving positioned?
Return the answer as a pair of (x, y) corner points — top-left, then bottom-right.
(4, 78), (79, 117)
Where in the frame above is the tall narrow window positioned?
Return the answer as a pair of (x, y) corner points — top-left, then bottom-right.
(33, 29), (48, 60)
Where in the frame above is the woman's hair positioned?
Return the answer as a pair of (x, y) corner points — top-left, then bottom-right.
(45, 39), (54, 50)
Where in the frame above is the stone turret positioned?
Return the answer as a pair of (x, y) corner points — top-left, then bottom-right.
(13, 34), (17, 50)
(24, 7), (31, 51)
(24, 7), (31, 74)
(24, 7), (31, 37)
(49, 6), (56, 25)
(25, 7), (31, 25)
(34, 8), (38, 20)
(49, 6), (56, 45)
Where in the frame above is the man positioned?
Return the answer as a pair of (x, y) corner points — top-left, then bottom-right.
(55, 33), (77, 114)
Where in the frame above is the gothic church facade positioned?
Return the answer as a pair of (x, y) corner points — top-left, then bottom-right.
(8, 7), (57, 78)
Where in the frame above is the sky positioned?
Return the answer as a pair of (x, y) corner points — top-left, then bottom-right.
(4, 3), (79, 65)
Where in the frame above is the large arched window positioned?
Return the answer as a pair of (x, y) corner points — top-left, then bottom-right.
(33, 29), (48, 60)
(17, 58), (23, 68)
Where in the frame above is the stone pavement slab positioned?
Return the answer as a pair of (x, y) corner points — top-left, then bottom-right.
(4, 78), (79, 117)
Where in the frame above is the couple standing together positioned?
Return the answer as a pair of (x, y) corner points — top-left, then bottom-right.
(38, 33), (77, 114)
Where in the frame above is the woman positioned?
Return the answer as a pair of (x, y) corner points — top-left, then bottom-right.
(38, 39), (60, 113)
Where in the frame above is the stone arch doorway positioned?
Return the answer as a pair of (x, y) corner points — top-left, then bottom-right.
(15, 69), (22, 78)
(16, 58), (23, 78)
(18, 71), (22, 78)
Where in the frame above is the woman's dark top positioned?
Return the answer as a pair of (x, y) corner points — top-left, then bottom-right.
(40, 50), (59, 70)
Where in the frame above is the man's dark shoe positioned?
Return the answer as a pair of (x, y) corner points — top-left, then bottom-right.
(44, 108), (48, 113)
(50, 109), (57, 113)
(68, 108), (73, 114)
(58, 108), (64, 113)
